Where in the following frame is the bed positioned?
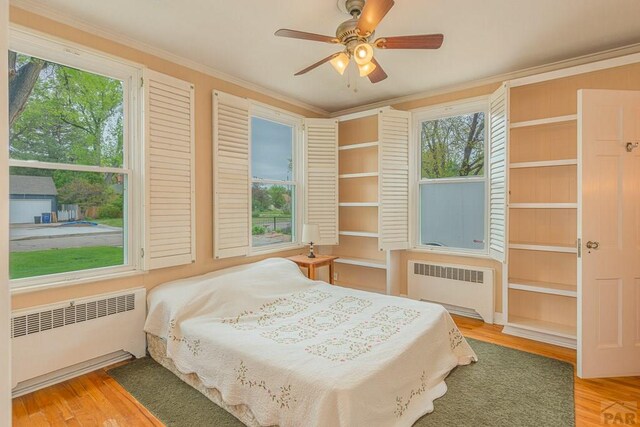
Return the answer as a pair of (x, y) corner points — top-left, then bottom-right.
(145, 257), (477, 427)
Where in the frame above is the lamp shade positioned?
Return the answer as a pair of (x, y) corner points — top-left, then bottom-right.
(301, 224), (320, 243)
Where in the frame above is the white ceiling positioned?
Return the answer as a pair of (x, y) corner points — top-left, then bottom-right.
(15, 0), (640, 113)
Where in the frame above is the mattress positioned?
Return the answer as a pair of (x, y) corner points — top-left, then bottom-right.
(145, 258), (477, 427)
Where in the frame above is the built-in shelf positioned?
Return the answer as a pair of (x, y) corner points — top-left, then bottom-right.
(339, 231), (379, 238)
(508, 279), (577, 298)
(339, 172), (379, 179)
(510, 242), (577, 254)
(510, 203), (578, 209)
(507, 315), (577, 339)
(338, 141), (379, 151)
(510, 114), (577, 129)
(335, 257), (387, 269)
(510, 159), (578, 169)
(338, 202), (379, 207)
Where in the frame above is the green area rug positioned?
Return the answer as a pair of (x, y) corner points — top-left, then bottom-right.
(108, 338), (574, 426)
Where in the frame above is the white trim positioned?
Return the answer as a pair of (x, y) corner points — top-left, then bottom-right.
(509, 159), (577, 169)
(10, 269), (144, 295)
(249, 104), (304, 254)
(509, 203), (578, 209)
(331, 45), (640, 117)
(8, 2), (328, 116)
(0, 0), (11, 422)
(509, 243), (577, 253)
(339, 202), (378, 207)
(510, 114), (577, 129)
(339, 172), (378, 179)
(338, 141), (378, 151)
(412, 98), (490, 257)
(502, 324), (577, 349)
(336, 107), (386, 122)
(11, 350), (132, 398)
(339, 231), (379, 238)
(8, 31), (144, 289)
(493, 312), (504, 326)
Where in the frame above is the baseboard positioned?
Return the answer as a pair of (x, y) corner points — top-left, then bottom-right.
(493, 312), (504, 325)
(12, 350), (134, 397)
(502, 325), (577, 349)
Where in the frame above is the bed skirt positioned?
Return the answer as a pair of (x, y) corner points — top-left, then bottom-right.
(147, 333), (266, 427)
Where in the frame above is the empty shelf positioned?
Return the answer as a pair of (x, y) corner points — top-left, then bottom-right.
(335, 257), (387, 269)
(339, 172), (379, 179)
(507, 316), (577, 339)
(510, 159), (578, 169)
(510, 203), (577, 209)
(508, 279), (577, 298)
(339, 231), (379, 238)
(339, 202), (379, 207)
(338, 141), (379, 151)
(510, 114), (577, 129)
(510, 242), (577, 253)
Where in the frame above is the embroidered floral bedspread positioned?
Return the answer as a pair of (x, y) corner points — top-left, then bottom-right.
(145, 258), (477, 427)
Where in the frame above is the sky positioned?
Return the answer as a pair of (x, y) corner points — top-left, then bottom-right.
(251, 117), (293, 181)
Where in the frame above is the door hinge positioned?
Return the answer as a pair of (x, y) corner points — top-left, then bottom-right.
(141, 248), (145, 258)
(577, 238), (581, 258)
(140, 77), (144, 88)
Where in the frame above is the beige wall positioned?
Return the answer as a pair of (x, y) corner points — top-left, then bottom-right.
(10, 7), (324, 310)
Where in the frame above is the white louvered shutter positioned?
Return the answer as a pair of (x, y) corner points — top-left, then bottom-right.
(378, 109), (411, 250)
(304, 118), (339, 245)
(144, 70), (196, 270)
(488, 84), (509, 262)
(213, 91), (251, 259)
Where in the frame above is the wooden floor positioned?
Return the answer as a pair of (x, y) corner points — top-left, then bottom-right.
(11, 315), (640, 426)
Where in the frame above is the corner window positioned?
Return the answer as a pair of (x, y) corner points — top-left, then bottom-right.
(8, 32), (141, 289)
(416, 102), (487, 253)
(250, 111), (301, 250)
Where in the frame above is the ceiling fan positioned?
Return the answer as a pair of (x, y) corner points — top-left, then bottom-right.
(275, 0), (444, 84)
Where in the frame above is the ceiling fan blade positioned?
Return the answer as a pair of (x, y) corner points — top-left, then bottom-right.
(295, 53), (341, 76)
(375, 34), (444, 49)
(357, 0), (395, 36)
(275, 29), (339, 44)
(368, 58), (388, 84)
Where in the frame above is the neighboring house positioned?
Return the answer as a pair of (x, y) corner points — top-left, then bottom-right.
(9, 175), (58, 224)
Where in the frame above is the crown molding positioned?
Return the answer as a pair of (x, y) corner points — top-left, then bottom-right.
(9, 0), (329, 116)
(330, 41), (640, 117)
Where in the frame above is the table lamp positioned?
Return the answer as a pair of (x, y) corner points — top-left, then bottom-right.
(301, 224), (320, 258)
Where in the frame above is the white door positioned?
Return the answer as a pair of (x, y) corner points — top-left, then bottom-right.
(9, 199), (52, 224)
(578, 89), (640, 378)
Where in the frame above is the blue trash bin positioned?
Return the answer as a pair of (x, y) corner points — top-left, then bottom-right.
(41, 212), (52, 224)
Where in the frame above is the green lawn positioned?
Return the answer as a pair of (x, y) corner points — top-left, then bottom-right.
(10, 246), (123, 280)
(92, 218), (124, 228)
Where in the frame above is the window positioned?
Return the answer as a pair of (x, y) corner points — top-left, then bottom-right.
(8, 32), (141, 288)
(416, 101), (487, 253)
(250, 110), (301, 250)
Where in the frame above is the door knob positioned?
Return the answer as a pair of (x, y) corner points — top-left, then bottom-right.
(586, 241), (599, 250)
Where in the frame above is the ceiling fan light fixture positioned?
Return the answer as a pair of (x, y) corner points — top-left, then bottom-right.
(330, 52), (350, 75)
(358, 60), (377, 77)
(353, 42), (374, 65)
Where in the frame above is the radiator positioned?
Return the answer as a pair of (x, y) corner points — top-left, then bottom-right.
(11, 287), (146, 395)
(408, 261), (494, 323)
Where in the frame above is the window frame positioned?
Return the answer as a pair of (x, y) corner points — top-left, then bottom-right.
(411, 97), (490, 257)
(8, 28), (144, 292)
(248, 103), (304, 255)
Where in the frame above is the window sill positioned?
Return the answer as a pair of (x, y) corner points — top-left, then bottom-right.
(410, 246), (492, 260)
(10, 268), (145, 295)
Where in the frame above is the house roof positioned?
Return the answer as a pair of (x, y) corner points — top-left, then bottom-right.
(10, 175), (58, 196)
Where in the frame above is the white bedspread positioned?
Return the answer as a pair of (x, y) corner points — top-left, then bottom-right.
(145, 258), (477, 427)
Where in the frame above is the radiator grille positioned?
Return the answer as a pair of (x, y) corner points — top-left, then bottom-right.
(11, 293), (135, 339)
(413, 263), (484, 284)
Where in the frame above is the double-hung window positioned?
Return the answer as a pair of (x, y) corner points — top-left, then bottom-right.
(415, 100), (488, 254)
(250, 107), (302, 251)
(8, 31), (141, 289)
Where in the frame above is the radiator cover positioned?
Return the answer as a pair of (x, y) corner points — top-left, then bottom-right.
(11, 288), (146, 390)
(408, 261), (494, 323)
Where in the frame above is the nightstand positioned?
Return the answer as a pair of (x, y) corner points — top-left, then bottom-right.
(287, 254), (339, 284)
